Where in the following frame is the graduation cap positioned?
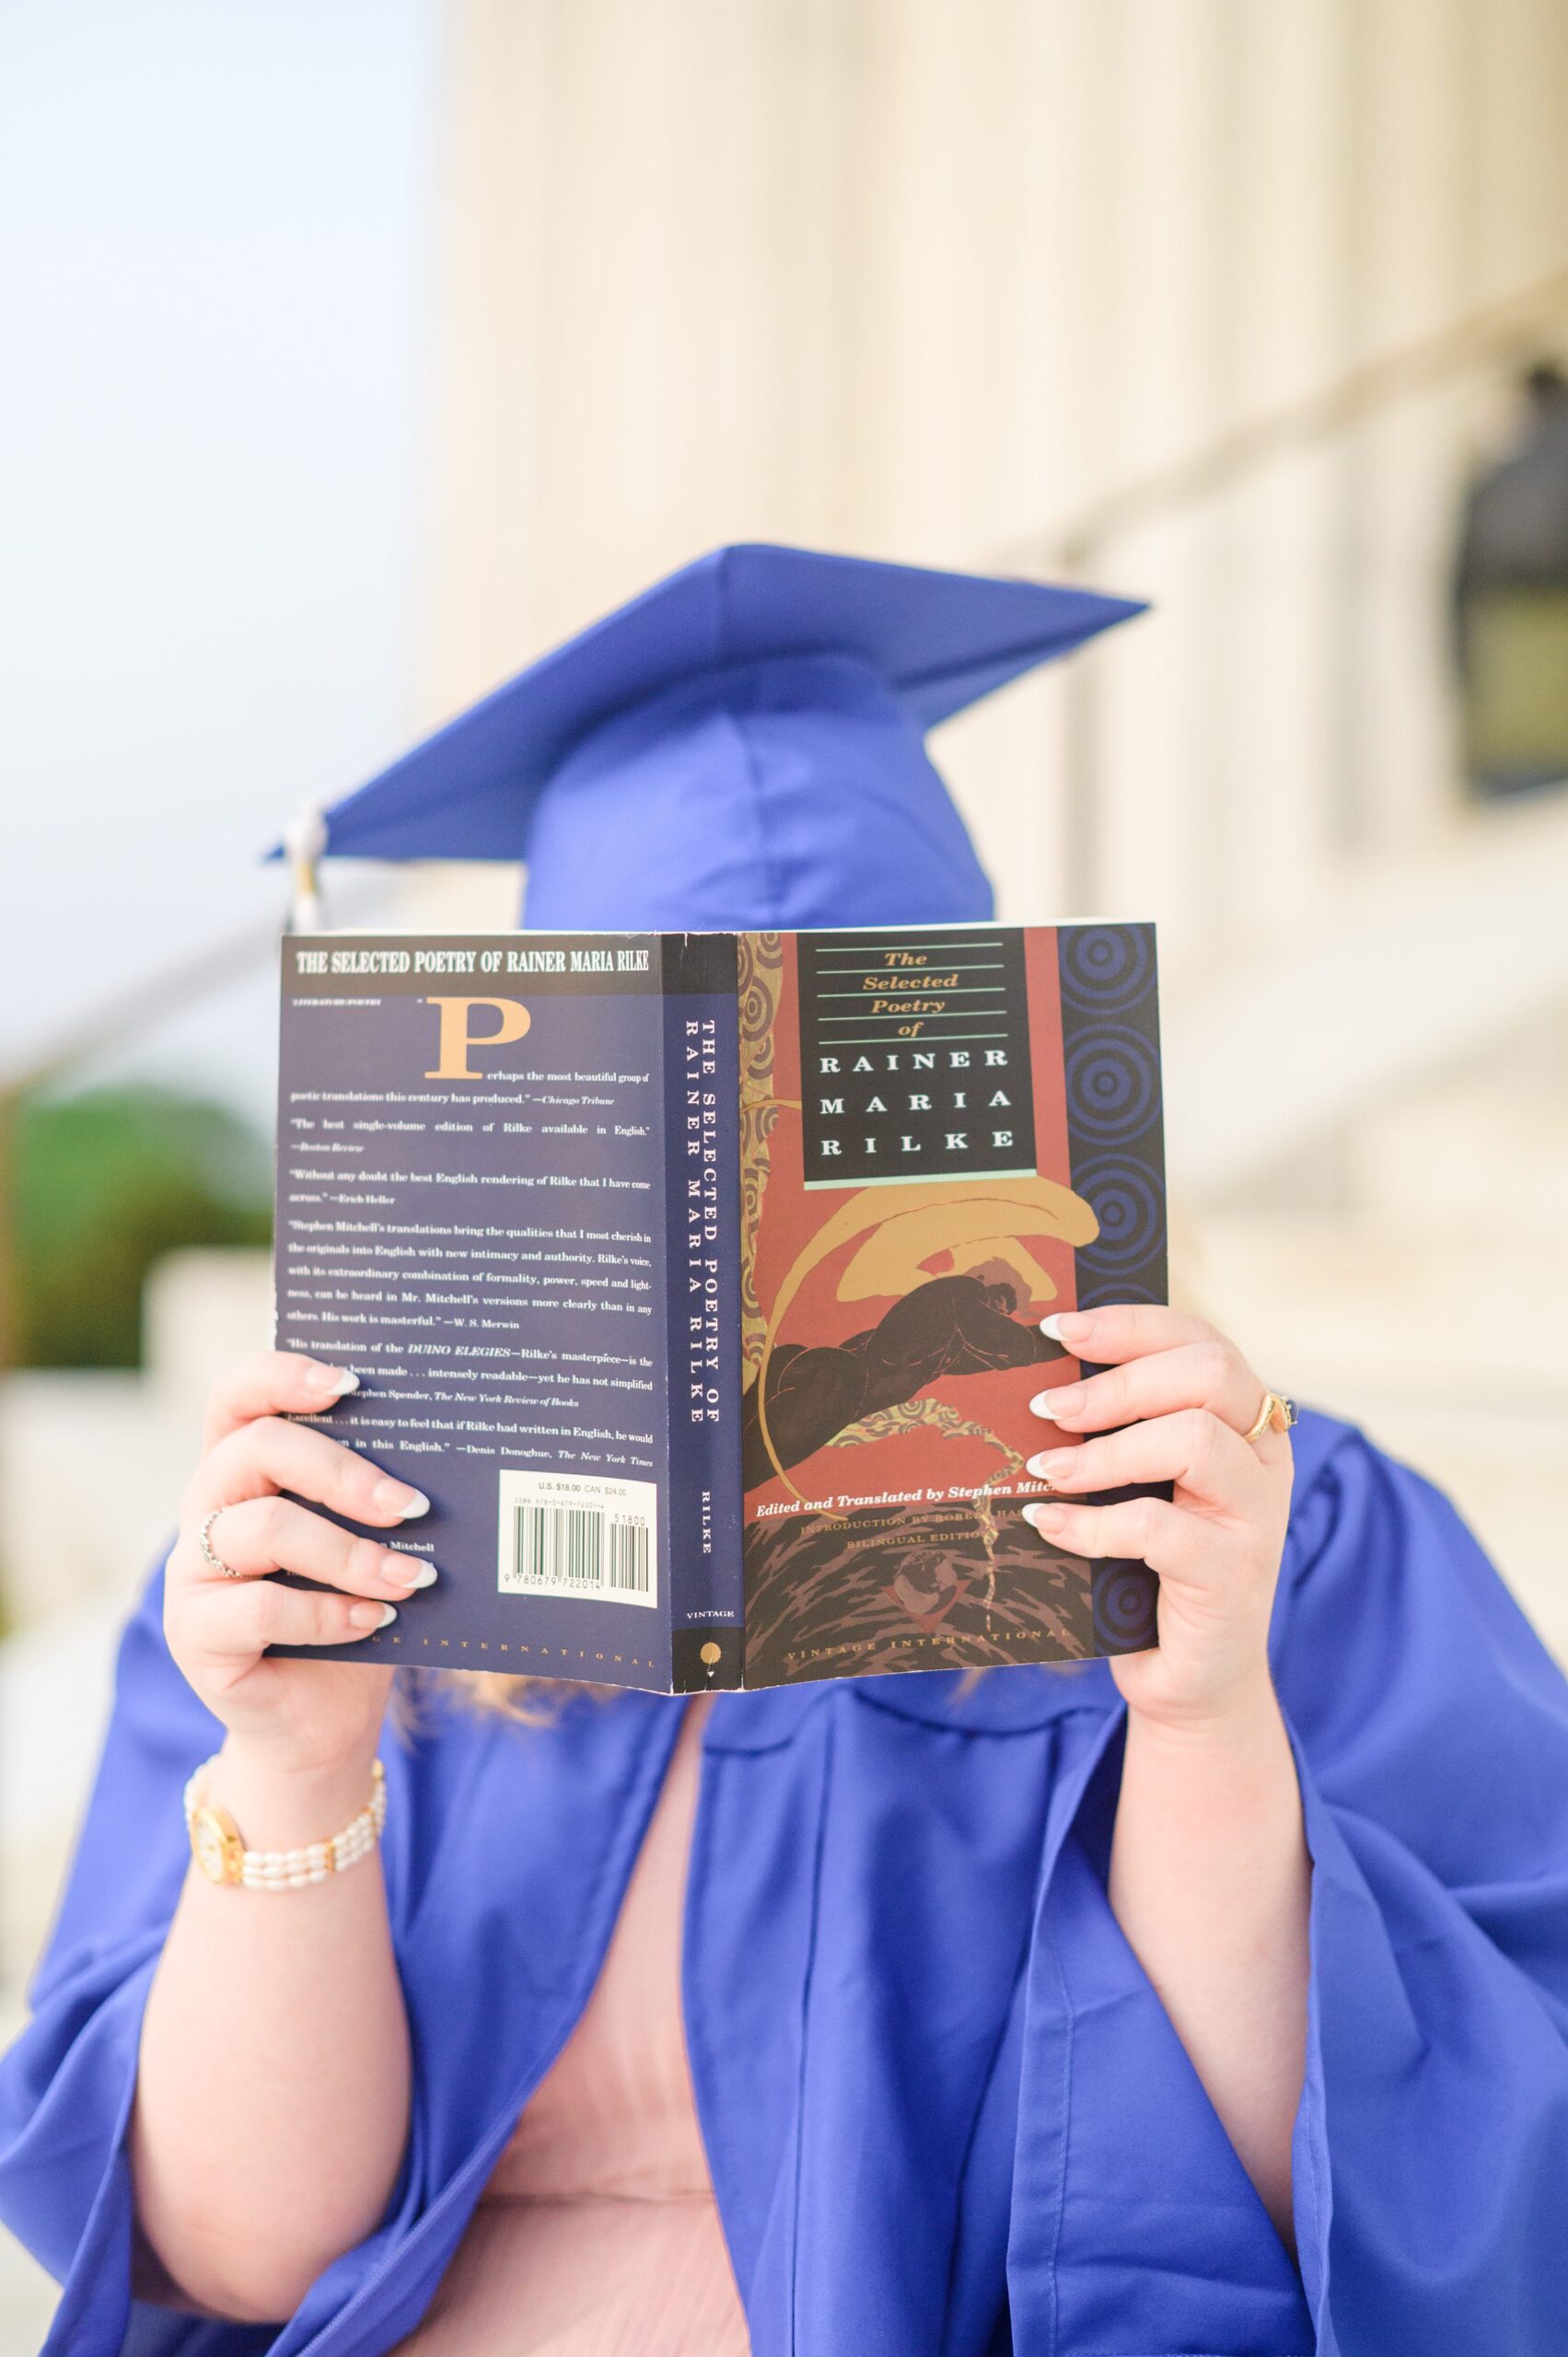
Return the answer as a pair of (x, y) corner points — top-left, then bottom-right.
(296, 542), (1144, 930)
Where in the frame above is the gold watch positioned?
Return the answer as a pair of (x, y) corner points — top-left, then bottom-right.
(182, 1758), (387, 1890)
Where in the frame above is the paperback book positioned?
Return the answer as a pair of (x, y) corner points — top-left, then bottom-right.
(273, 922), (1167, 1691)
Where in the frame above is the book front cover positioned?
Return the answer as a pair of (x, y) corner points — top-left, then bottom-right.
(738, 923), (1166, 1684)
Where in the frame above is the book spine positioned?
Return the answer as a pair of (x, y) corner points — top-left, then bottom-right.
(659, 935), (746, 1691)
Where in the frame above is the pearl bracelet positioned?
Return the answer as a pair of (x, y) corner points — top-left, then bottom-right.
(182, 1757), (387, 1889)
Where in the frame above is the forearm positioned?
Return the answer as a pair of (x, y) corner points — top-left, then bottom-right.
(1109, 1689), (1310, 2247)
(131, 1737), (412, 2321)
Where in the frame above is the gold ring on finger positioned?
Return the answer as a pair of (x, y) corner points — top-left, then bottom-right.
(1241, 1391), (1298, 1446)
(199, 1506), (246, 1579)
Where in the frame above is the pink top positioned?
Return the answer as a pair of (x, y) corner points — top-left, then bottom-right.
(393, 1700), (749, 2356)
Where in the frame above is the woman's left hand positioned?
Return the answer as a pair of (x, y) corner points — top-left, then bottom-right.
(1021, 1305), (1295, 1733)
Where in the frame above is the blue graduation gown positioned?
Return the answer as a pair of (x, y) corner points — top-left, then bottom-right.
(4, 1409), (1568, 2356)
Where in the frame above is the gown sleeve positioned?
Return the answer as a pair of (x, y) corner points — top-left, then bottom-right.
(1271, 1418), (1568, 2351)
(0, 1551), (227, 2354)
(1012, 1416), (1568, 2354)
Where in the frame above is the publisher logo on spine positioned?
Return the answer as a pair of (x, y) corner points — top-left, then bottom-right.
(798, 928), (1036, 1189)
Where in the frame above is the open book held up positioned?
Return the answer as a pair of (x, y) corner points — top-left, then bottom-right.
(273, 922), (1167, 1691)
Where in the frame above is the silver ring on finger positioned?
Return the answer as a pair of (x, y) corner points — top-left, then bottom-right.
(199, 1506), (246, 1579)
(1241, 1391), (1298, 1446)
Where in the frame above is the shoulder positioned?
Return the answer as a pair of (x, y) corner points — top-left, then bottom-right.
(1283, 1400), (1369, 1509)
(1279, 1403), (1487, 1589)
(1278, 1403), (1450, 1586)
(1270, 1404), (1562, 1718)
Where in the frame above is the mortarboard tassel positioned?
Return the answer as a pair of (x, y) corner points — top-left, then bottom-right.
(285, 806), (328, 933)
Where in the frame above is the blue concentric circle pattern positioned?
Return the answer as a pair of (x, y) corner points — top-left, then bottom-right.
(1074, 1154), (1164, 1272)
(1092, 1562), (1159, 1653)
(1064, 1027), (1162, 1145)
(1058, 923), (1154, 1015)
(1055, 923), (1167, 1657)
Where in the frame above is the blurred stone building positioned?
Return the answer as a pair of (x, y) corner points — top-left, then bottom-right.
(411, 0), (1568, 1625)
(421, 0), (1567, 946)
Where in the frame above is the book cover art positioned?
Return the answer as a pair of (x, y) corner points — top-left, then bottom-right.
(736, 923), (1165, 1684)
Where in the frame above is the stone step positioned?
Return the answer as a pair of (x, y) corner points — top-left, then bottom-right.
(0, 1248), (272, 1632)
(142, 1247), (273, 1407)
(1165, 793), (1568, 1200)
(1, 1602), (125, 2039)
(0, 2231), (55, 2354)
(0, 1602), (124, 2349)
(1188, 1211), (1568, 1413)
(1346, 1083), (1568, 1230)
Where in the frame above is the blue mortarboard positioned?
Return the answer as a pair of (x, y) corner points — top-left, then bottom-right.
(302, 543), (1144, 930)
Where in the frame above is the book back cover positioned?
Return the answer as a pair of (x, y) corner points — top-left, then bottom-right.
(271, 932), (723, 1692)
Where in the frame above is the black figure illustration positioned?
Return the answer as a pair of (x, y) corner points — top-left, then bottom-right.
(741, 1258), (1065, 1492)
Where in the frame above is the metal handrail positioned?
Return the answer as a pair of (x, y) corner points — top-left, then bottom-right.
(1007, 261), (1568, 575)
(1000, 261), (1568, 903)
(0, 914), (292, 1103)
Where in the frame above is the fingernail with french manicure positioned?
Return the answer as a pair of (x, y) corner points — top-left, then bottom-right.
(1028, 1450), (1074, 1480)
(350, 1600), (397, 1630)
(386, 1551), (437, 1588)
(1031, 1385), (1083, 1421)
(374, 1480), (430, 1518)
(1040, 1312), (1092, 1344)
(311, 1365), (359, 1396)
(1023, 1501), (1068, 1533)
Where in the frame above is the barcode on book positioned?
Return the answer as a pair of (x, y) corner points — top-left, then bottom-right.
(496, 1469), (658, 1611)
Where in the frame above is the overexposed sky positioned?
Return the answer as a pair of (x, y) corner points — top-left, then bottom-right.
(0, 0), (439, 1124)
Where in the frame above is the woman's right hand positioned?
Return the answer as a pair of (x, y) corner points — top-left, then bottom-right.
(139, 1354), (423, 2316)
(165, 1352), (437, 1777)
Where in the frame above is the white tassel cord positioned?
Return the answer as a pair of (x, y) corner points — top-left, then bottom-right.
(284, 804), (329, 933)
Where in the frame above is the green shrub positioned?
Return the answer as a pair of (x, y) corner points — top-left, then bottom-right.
(9, 1085), (272, 1369)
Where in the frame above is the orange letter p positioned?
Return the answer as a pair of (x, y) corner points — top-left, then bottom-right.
(423, 996), (531, 1081)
